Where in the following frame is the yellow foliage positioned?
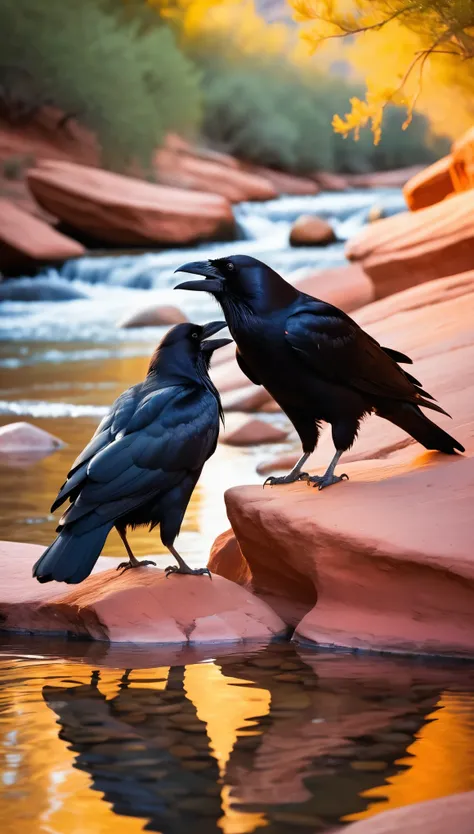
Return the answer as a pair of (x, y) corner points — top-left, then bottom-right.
(290, 0), (474, 141)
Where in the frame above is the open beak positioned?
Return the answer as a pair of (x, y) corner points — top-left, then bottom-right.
(174, 260), (223, 293)
(200, 320), (232, 353)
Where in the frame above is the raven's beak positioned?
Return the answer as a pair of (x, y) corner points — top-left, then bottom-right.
(174, 260), (223, 293)
(200, 320), (233, 353)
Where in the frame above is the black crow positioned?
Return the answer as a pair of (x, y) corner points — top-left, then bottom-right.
(33, 322), (231, 584)
(175, 255), (464, 490)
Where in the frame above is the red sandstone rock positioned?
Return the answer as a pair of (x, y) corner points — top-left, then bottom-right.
(344, 166), (424, 189)
(450, 127), (474, 191)
(312, 171), (349, 191)
(289, 264), (374, 312)
(0, 541), (285, 643)
(403, 155), (454, 211)
(221, 385), (277, 413)
(118, 304), (188, 328)
(27, 160), (235, 245)
(0, 422), (65, 466)
(221, 418), (288, 447)
(211, 356), (250, 393)
(209, 272), (474, 652)
(289, 214), (337, 246)
(344, 791), (474, 834)
(242, 164), (320, 195)
(208, 529), (250, 585)
(155, 146), (277, 203)
(345, 190), (474, 298)
(0, 198), (84, 272)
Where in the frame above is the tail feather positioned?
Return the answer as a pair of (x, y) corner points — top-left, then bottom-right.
(32, 524), (112, 584)
(382, 403), (464, 455)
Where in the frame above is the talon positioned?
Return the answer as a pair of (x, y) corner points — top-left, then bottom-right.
(116, 558), (156, 574)
(341, 473), (349, 481)
(165, 565), (213, 578)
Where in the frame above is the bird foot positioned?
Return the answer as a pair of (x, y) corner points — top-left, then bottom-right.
(304, 473), (349, 491)
(263, 471), (310, 487)
(165, 565), (212, 580)
(116, 558), (156, 574)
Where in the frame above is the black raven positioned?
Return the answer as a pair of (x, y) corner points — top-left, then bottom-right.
(175, 255), (464, 490)
(33, 321), (231, 584)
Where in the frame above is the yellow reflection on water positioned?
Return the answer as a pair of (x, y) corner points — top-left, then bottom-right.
(344, 692), (474, 822)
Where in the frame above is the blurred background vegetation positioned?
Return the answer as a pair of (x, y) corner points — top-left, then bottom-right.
(0, 0), (454, 174)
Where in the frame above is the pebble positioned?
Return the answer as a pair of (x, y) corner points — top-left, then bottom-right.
(350, 760), (388, 772)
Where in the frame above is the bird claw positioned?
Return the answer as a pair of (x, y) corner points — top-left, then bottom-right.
(165, 566), (212, 580)
(307, 473), (349, 490)
(116, 559), (156, 574)
(263, 471), (310, 488)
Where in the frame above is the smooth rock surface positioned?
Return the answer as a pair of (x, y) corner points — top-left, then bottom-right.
(344, 166), (424, 189)
(0, 541), (285, 644)
(221, 385), (277, 414)
(403, 155), (454, 211)
(290, 214), (336, 246)
(0, 422), (64, 453)
(346, 190), (474, 298)
(0, 198), (84, 273)
(243, 164), (319, 195)
(312, 171), (348, 191)
(28, 160), (235, 245)
(290, 264), (374, 312)
(450, 127), (474, 191)
(209, 272), (474, 653)
(118, 304), (188, 328)
(221, 418), (288, 447)
(344, 791), (474, 834)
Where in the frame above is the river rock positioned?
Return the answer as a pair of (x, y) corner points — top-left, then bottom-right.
(289, 214), (337, 247)
(345, 189), (474, 298)
(208, 529), (250, 585)
(208, 271), (474, 653)
(0, 198), (84, 273)
(155, 146), (277, 203)
(242, 164), (320, 195)
(289, 264), (374, 312)
(0, 540), (286, 643)
(0, 276), (87, 301)
(0, 422), (64, 452)
(344, 791), (474, 834)
(403, 155), (454, 211)
(450, 126), (474, 191)
(221, 418), (288, 447)
(118, 305), (188, 328)
(27, 160), (236, 245)
(312, 171), (349, 191)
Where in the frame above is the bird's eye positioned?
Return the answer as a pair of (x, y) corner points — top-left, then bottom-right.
(226, 262), (235, 271)
(191, 332), (199, 339)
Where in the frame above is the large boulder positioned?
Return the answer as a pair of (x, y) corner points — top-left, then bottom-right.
(403, 155), (454, 211)
(118, 304), (188, 328)
(289, 264), (374, 312)
(0, 541), (286, 643)
(221, 417), (289, 447)
(346, 189), (474, 298)
(27, 160), (236, 245)
(208, 272), (474, 654)
(0, 198), (84, 273)
(312, 171), (349, 191)
(344, 166), (424, 189)
(242, 164), (320, 195)
(155, 146), (277, 203)
(450, 127), (474, 191)
(0, 422), (65, 466)
(289, 214), (337, 246)
(344, 792), (474, 834)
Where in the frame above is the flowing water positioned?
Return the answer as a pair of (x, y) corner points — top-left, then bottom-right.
(2, 187), (473, 832)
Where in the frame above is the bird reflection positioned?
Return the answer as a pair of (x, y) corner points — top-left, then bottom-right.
(43, 665), (222, 834)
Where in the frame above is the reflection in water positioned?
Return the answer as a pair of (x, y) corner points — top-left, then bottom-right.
(1, 641), (474, 834)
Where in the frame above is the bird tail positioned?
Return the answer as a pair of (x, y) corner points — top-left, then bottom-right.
(383, 402), (465, 455)
(32, 524), (113, 585)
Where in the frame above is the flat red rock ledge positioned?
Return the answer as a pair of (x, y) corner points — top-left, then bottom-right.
(0, 541), (286, 644)
(344, 791), (474, 834)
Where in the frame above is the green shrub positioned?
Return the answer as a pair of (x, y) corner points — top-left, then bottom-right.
(0, 0), (201, 169)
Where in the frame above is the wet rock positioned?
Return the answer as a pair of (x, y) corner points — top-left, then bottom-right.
(208, 529), (251, 585)
(0, 422), (65, 465)
(209, 272), (474, 655)
(289, 214), (337, 247)
(221, 418), (289, 447)
(28, 160), (236, 246)
(344, 791), (474, 834)
(0, 276), (87, 301)
(403, 155), (454, 211)
(289, 264), (374, 313)
(118, 304), (188, 329)
(346, 189), (474, 298)
(0, 198), (84, 274)
(0, 542), (286, 643)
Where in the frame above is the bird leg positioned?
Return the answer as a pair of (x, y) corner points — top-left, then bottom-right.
(165, 544), (212, 579)
(116, 526), (156, 573)
(303, 450), (349, 491)
(263, 452), (311, 487)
